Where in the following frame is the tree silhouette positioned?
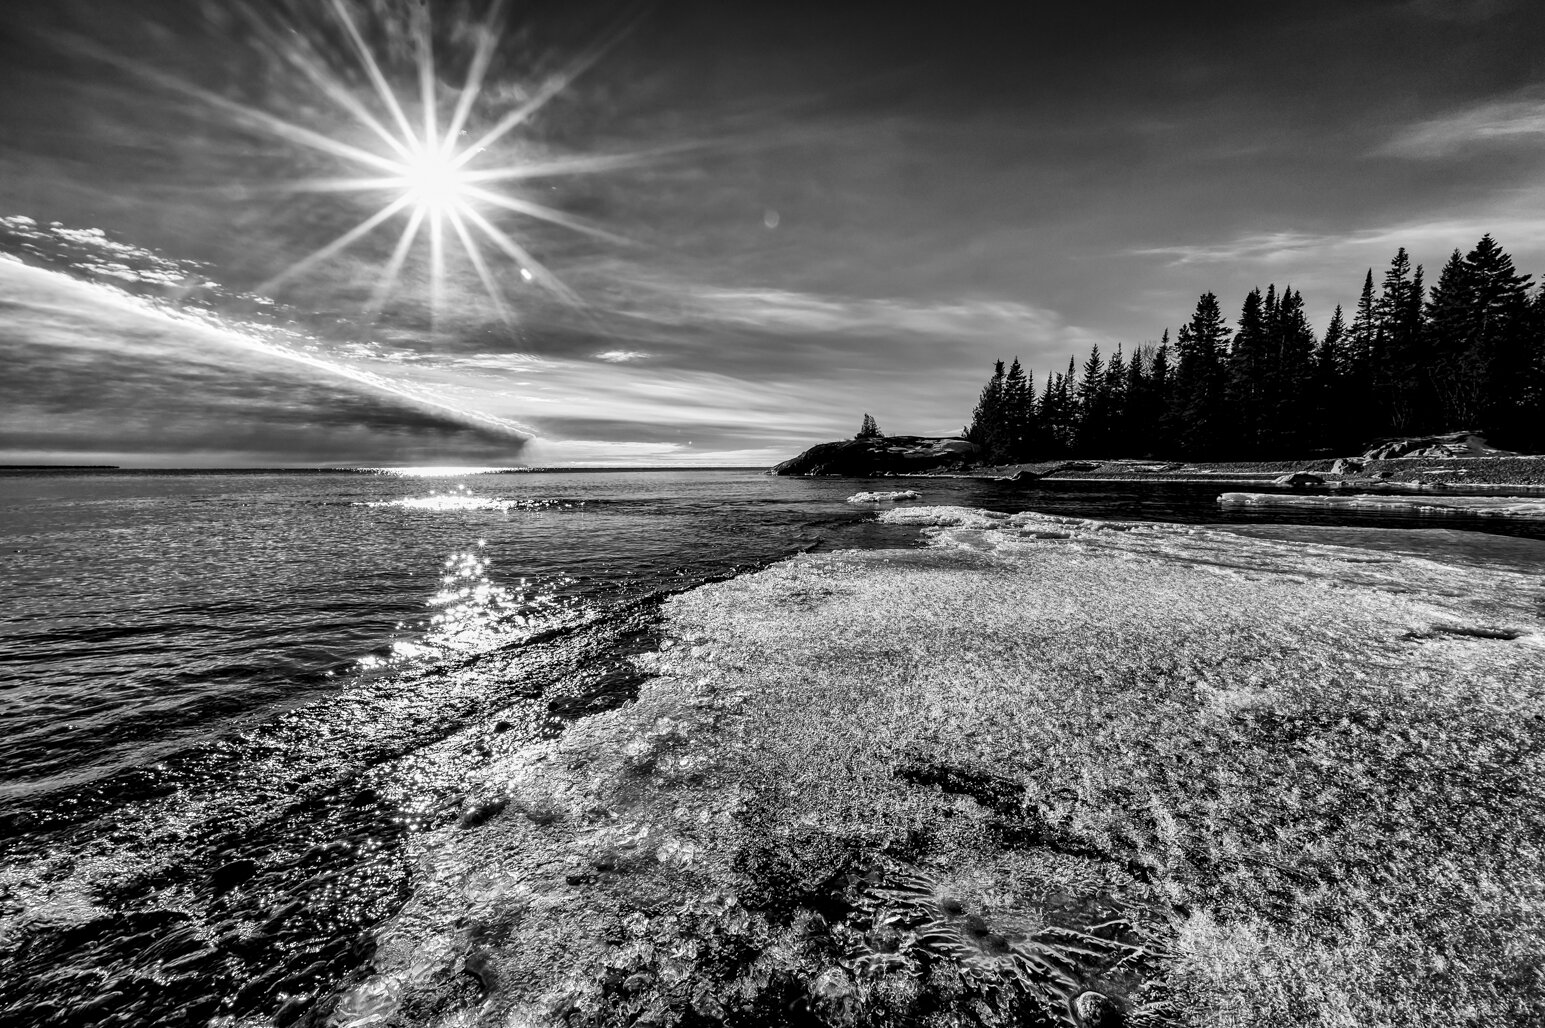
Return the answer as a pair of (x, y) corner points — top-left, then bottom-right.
(953, 232), (1543, 461)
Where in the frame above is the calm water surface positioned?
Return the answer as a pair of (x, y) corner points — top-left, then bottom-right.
(1, 468), (1541, 1027)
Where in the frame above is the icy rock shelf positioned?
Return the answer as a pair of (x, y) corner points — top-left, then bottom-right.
(1218, 492), (1545, 519)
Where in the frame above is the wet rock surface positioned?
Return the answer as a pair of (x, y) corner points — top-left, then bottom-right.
(0, 607), (669, 1028)
(318, 510), (1545, 1027)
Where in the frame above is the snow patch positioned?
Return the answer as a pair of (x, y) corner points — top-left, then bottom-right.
(847, 490), (922, 504)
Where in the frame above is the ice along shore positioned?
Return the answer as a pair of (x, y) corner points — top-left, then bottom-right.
(328, 508), (1545, 1028)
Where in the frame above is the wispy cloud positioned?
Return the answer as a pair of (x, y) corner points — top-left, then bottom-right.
(1130, 210), (1545, 268)
(1380, 97), (1545, 158)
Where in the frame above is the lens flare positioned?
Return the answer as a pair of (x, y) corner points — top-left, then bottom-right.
(78, 0), (641, 322)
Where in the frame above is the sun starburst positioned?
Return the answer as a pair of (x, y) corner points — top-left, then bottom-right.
(74, 0), (644, 325)
(243, 0), (637, 322)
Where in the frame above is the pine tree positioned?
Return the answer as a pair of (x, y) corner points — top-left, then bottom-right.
(1151, 330), (1176, 454)
(1373, 247), (1426, 433)
(1003, 357), (1033, 459)
(1076, 345), (1106, 455)
(1104, 345), (1129, 456)
(1345, 269), (1379, 444)
(1269, 288), (1317, 455)
(1520, 284), (1545, 450)
(1123, 345), (1148, 453)
(856, 413), (881, 439)
(1174, 294), (1232, 458)
(1456, 234), (1533, 438)
(966, 361), (1007, 461)
(1227, 288), (1268, 456)
(1313, 305), (1349, 450)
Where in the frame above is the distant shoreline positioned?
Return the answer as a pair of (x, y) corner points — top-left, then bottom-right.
(906, 455), (1545, 496)
(0, 465), (769, 475)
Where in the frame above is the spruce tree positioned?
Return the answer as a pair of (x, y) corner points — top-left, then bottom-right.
(1461, 235), (1533, 438)
(1174, 294), (1232, 458)
(1227, 288), (1268, 456)
(1104, 345), (1128, 456)
(1314, 305), (1349, 449)
(966, 361), (1007, 460)
(1003, 357), (1032, 459)
(856, 413), (881, 439)
(1373, 247), (1426, 433)
(1345, 270), (1379, 444)
(1123, 345), (1148, 453)
(1151, 330), (1176, 454)
(1076, 346), (1106, 455)
(1269, 288), (1318, 455)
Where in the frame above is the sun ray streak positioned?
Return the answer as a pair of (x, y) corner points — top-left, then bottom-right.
(440, 0), (506, 157)
(429, 207), (446, 328)
(281, 176), (409, 194)
(461, 206), (579, 305)
(328, 0), (423, 152)
(415, 5), (438, 156)
(462, 185), (631, 245)
(70, 38), (404, 175)
(457, 150), (672, 183)
(247, 10), (418, 163)
(447, 207), (512, 324)
(258, 194), (413, 296)
(451, 11), (642, 169)
(367, 205), (427, 316)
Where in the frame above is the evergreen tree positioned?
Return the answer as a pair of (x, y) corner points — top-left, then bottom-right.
(1123, 344), (1148, 453)
(1425, 249), (1474, 428)
(1373, 247), (1427, 433)
(1521, 284), (1545, 450)
(966, 360), (1007, 461)
(1104, 345), (1129, 456)
(1039, 371), (1070, 454)
(856, 413), (881, 439)
(1075, 345), (1106, 454)
(1173, 294), (1232, 458)
(1003, 357), (1033, 459)
(1227, 288), (1268, 455)
(1452, 231), (1538, 435)
(1151, 330), (1176, 455)
(1268, 288), (1318, 455)
(1313, 305), (1350, 450)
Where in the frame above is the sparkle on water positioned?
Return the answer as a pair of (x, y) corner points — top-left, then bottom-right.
(360, 466), (526, 477)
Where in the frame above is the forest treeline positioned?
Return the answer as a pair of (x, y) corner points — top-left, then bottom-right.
(964, 234), (1545, 461)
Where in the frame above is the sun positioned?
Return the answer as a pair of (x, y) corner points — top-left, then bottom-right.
(84, 0), (644, 321)
(396, 148), (472, 214)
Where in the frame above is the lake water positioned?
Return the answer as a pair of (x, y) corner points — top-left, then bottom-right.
(2, 467), (1542, 1027)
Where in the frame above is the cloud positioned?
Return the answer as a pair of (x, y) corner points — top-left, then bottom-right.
(1130, 210), (1545, 268)
(0, 257), (534, 465)
(593, 349), (649, 362)
(1380, 97), (1545, 158)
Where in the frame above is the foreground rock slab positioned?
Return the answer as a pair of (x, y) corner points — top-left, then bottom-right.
(330, 509), (1545, 1028)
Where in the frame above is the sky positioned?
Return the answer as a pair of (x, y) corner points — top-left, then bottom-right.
(2, 0), (1544, 466)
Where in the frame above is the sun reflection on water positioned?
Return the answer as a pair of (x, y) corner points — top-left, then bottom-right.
(359, 541), (578, 669)
(361, 482), (586, 511)
(358, 466), (525, 477)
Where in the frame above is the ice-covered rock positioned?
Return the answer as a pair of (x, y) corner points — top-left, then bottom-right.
(1330, 457), (1366, 476)
(1218, 492), (1545, 519)
(847, 490), (922, 504)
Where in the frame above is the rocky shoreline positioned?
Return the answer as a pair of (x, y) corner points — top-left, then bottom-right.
(317, 510), (1545, 1028)
(770, 434), (1545, 496)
